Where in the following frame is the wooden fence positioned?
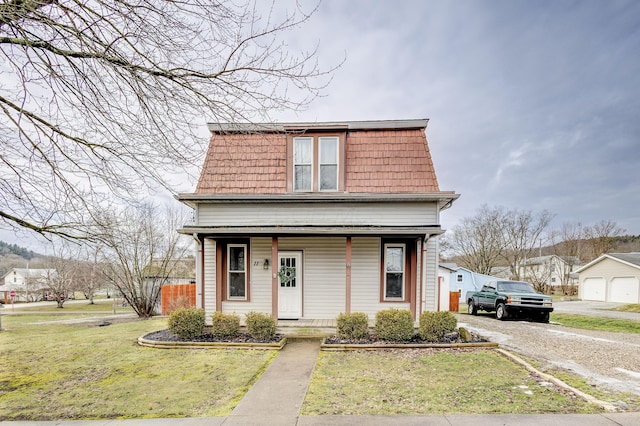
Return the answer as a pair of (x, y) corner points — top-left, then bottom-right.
(161, 283), (196, 316)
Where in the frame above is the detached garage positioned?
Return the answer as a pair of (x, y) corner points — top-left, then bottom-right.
(576, 253), (640, 304)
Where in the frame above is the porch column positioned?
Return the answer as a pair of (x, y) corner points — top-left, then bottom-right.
(215, 240), (223, 312)
(195, 235), (204, 309)
(271, 237), (279, 318)
(345, 236), (352, 313)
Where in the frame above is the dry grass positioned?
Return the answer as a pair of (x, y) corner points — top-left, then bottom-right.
(302, 348), (603, 415)
(0, 314), (275, 420)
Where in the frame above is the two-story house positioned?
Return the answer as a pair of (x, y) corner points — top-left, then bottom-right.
(177, 119), (458, 322)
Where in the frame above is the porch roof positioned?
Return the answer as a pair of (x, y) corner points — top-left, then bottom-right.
(177, 225), (444, 238)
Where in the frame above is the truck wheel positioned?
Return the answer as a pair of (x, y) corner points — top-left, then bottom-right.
(468, 301), (477, 316)
(540, 312), (550, 323)
(496, 303), (508, 320)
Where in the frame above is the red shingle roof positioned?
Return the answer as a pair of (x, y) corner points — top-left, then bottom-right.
(196, 133), (286, 194)
(195, 122), (440, 194)
(345, 129), (439, 193)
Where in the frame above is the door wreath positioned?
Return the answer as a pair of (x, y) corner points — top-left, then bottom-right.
(278, 265), (296, 285)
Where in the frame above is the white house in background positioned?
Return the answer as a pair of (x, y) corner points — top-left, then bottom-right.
(437, 263), (457, 311)
(449, 267), (500, 305)
(1, 268), (55, 302)
(177, 119), (459, 322)
(575, 253), (640, 303)
(520, 255), (581, 292)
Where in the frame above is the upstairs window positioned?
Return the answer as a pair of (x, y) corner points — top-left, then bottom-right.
(319, 137), (338, 191)
(292, 135), (341, 192)
(293, 137), (313, 191)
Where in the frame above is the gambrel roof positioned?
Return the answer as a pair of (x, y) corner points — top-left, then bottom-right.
(195, 119), (441, 195)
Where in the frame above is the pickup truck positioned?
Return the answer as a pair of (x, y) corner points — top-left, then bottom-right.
(466, 280), (553, 322)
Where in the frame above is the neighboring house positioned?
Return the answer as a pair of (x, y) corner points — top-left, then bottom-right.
(520, 255), (581, 293)
(178, 119), (458, 322)
(437, 263), (457, 311)
(1, 268), (56, 302)
(141, 258), (197, 314)
(575, 253), (640, 303)
(489, 266), (512, 280)
(449, 267), (499, 304)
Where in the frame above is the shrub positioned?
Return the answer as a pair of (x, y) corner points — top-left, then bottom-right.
(245, 311), (277, 340)
(167, 307), (205, 340)
(418, 311), (458, 342)
(211, 312), (240, 338)
(374, 309), (414, 341)
(336, 312), (370, 340)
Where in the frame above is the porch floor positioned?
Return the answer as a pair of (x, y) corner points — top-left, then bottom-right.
(276, 319), (337, 336)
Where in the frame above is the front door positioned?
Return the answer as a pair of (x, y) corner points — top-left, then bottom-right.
(278, 251), (302, 319)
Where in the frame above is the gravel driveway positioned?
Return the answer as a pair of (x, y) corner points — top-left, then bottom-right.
(456, 311), (640, 401)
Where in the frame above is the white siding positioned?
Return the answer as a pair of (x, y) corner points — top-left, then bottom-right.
(222, 237), (272, 316)
(203, 238), (217, 324)
(350, 237), (410, 318)
(198, 202), (438, 227)
(278, 237), (346, 319)
(423, 237), (439, 312)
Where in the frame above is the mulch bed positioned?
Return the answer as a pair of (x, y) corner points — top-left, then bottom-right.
(144, 329), (284, 344)
(143, 329), (488, 346)
(324, 330), (488, 345)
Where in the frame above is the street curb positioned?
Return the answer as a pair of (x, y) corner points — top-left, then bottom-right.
(495, 348), (619, 412)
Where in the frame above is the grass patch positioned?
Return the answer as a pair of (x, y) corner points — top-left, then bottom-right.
(551, 313), (640, 334)
(612, 304), (640, 313)
(0, 314), (275, 420)
(303, 349), (602, 415)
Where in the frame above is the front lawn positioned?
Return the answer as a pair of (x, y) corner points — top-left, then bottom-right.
(0, 314), (275, 420)
(302, 349), (602, 415)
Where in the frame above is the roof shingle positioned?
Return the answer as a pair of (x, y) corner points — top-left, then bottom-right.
(195, 122), (441, 195)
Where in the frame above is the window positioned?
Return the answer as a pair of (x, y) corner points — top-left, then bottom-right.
(384, 244), (405, 300)
(319, 137), (338, 191)
(227, 244), (247, 299)
(457, 274), (463, 282)
(293, 137), (312, 191)
(292, 136), (340, 192)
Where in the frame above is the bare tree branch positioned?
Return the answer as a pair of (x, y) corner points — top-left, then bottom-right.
(1, 0), (339, 238)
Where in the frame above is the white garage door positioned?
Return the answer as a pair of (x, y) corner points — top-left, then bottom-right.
(582, 277), (606, 301)
(608, 277), (640, 303)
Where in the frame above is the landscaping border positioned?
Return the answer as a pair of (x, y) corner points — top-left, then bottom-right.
(137, 333), (287, 350)
(320, 337), (499, 351)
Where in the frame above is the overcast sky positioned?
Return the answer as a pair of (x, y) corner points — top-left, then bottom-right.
(278, 0), (640, 234)
(4, 0), (640, 252)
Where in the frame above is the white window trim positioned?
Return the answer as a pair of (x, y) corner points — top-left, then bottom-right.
(293, 137), (313, 192)
(227, 243), (247, 300)
(318, 136), (339, 192)
(383, 243), (405, 301)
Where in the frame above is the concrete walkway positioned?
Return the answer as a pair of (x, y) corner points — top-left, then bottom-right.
(225, 338), (320, 425)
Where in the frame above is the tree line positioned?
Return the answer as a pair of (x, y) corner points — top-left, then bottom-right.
(442, 205), (629, 293)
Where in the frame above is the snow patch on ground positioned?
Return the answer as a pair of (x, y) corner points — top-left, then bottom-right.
(458, 322), (511, 345)
(549, 359), (640, 396)
(616, 368), (640, 380)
